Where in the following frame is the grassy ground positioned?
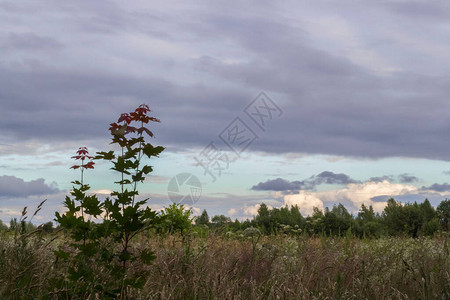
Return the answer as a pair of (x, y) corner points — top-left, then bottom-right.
(0, 231), (449, 299)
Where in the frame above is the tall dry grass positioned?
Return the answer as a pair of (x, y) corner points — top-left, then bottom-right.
(0, 231), (448, 299)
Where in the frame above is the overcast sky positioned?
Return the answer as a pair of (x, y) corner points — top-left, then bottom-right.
(2, 0), (450, 224)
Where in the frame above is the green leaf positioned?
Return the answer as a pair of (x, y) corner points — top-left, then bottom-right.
(71, 188), (85, 200)
(82, 195), (103, 217)
(114, 179), (132, 185)
(142, 165), (153, 175)
(94, 150), (115, 160)
(140, 249), (156, 265)
(132, 171), (145, 183)
(142, 144), (165, 158)
(63, 196), (79, 212)
(54, 249), (70, 260)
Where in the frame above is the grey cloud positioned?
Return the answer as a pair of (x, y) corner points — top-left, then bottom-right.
(314, 171), (358, 185)
(369, 175), (394, 183)
(422, 183), (450, 192)
(0, 33), (63, 52)
(0, 175), (60, 198)
(384, 1), (450, 20)
(2, 1), (450, 161)
(398, 173), (419, 183)
(369, 174), (419, 183)
(251, 178), (303, 191)
(251, 171), (358, 191)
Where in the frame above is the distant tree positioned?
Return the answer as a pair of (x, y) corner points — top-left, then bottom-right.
(271, 206), (303, 227)
(290, 205), (305, 227)
(0, 220), (7, 231)
(356, 204), (382, 238)
(255, 203), (272, 234)
(42, 221), (54, 233)
(160, 204), (193, 235)
(227, 218), (242, 231)
(195, 209), (210, 226)
(322, 203), (353, 236)
(437, 199), (450, 231)
(419, 199), (438, 236)
(9, 218), (18, 232)
(382, 198), (408, 236)
(211, 215), (231, 227)
(305, 207), (324, 235)
(9, 218), (35, 234)
(382, 198), (438, 237)
(419, 199), (436, 222)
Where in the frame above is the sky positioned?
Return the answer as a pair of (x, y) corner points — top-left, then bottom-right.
(2, 0), (450, 224)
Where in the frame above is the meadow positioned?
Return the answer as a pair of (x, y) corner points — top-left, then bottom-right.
(0, 227), (449, 299)
(1, 105), (448, 299)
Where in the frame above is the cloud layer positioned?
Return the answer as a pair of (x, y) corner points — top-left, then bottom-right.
(2, 1), (450, 160)
(0, 175), (60, 198)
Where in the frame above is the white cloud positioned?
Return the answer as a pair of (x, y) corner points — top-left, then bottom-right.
(242, 203), (275, 216)
(185, 205), (201, 216)
(243, 204), (260, 216)
(228, 208), (237, 216)
(92, 189), (112, 195)
(372, 201), (389, 212)
(320, 180), (417, 211)
(0, 208), (22, 217)
(281, 180), (418, 216)
(283, 191), (324, 216)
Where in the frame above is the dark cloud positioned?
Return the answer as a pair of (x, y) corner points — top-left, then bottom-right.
(251, 178), (303, 191)
(384, 1), (450, 20)
(314, 171), (358, 185)
(0, 175), (60, 198)
(1, 1), (450, 162)
(398, 173), (419, 183)
(422, 183), (450, 193)
(251, 171), (358, 191)
(369, 174), (419, 183)
(369, 175), (394, 183)
(0, 32), (63, 52)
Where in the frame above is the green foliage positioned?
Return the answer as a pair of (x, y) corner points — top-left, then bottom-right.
(355, 204), (383, 238)
(323, 204), (353, 236)
(255, 203), (272, 233)
(220, 198), (449, 238)
(160, 203), (193, 235)
(211, 214), (232, 228)
(437, 199), (450, 231)
(382, 198), (438, 237)
(195, 209), (210, 226)
(0, 220), (7, 231)
(54, 105), (164, 299)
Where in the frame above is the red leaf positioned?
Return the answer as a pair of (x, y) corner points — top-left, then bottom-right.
(137, 127), (154, 137)
(118, 113), (132, 124)
(109, 122), (120, 131)
(84, 161), (95, 169)
(126, 126), (137, 134)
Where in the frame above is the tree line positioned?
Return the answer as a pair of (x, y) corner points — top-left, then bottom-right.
(195, 198), (450, 238)
(1, 198), (449, 238)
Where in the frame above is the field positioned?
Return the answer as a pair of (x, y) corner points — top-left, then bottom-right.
(1, 230), (449, 299)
